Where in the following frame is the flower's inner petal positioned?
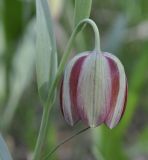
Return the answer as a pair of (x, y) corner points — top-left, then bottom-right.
(77, 52), (111, 127)
(104, 53), (127, 129)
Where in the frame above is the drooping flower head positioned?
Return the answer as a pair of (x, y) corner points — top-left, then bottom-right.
(60, 51), (127, 129)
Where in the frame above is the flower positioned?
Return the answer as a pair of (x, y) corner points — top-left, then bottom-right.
(60, 51), (127, 129)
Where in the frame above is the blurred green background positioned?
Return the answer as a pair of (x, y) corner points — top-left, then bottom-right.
(0, 0), (148, 159)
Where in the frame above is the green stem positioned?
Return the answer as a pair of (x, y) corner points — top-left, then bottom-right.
(33, 105), (51, 160)
(46, 18), (101, 107)
(88, 20), (100, 52)
(43, 127), (90, 160)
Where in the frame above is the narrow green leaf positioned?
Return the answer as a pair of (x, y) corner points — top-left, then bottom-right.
(36, 0), (57, 104)
(0, 134), (13, 160)
(1, 20), (35, 131)
(74, 0), (92, 27)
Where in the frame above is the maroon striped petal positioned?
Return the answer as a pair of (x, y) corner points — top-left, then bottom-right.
(104, 53), (127, 129)
(60, 52), (88, 125)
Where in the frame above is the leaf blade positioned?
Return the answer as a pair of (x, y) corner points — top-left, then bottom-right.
(1, 20), (35, 131)
(74, 0), (92, 27)
(36, 0), (57, 104)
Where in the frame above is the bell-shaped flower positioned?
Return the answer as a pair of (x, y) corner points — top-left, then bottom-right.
(60, 51), (127, 129)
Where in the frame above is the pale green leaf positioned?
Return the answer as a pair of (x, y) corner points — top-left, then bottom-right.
(0, 134), (13, 160)
(1, 20), (35, 131)
(74, 0), (92, 27)
(36, 0), (57, 104)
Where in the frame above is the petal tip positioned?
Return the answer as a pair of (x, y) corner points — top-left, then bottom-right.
(105, 122), (115, 129)
(89, 124), (96, 128)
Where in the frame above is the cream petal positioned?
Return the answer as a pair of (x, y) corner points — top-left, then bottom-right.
(77, 52), (112, 127)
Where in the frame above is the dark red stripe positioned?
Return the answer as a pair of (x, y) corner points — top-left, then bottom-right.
(69, 55), (87, 120)
(59, 78), (64, 115)
(105, 55), (120, 121)
(120, 80), (128, 120)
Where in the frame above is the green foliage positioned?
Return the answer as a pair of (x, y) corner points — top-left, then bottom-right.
(36, 0), (57, 104)
(74, 0), (92, 27)
(3, 0), (23, 43)
(1, 20), (35, 131)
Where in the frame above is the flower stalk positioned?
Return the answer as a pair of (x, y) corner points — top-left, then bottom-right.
(46, 18), (101, 107)
(33, 104), (51, 160)
(43, 127), (90, 160)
